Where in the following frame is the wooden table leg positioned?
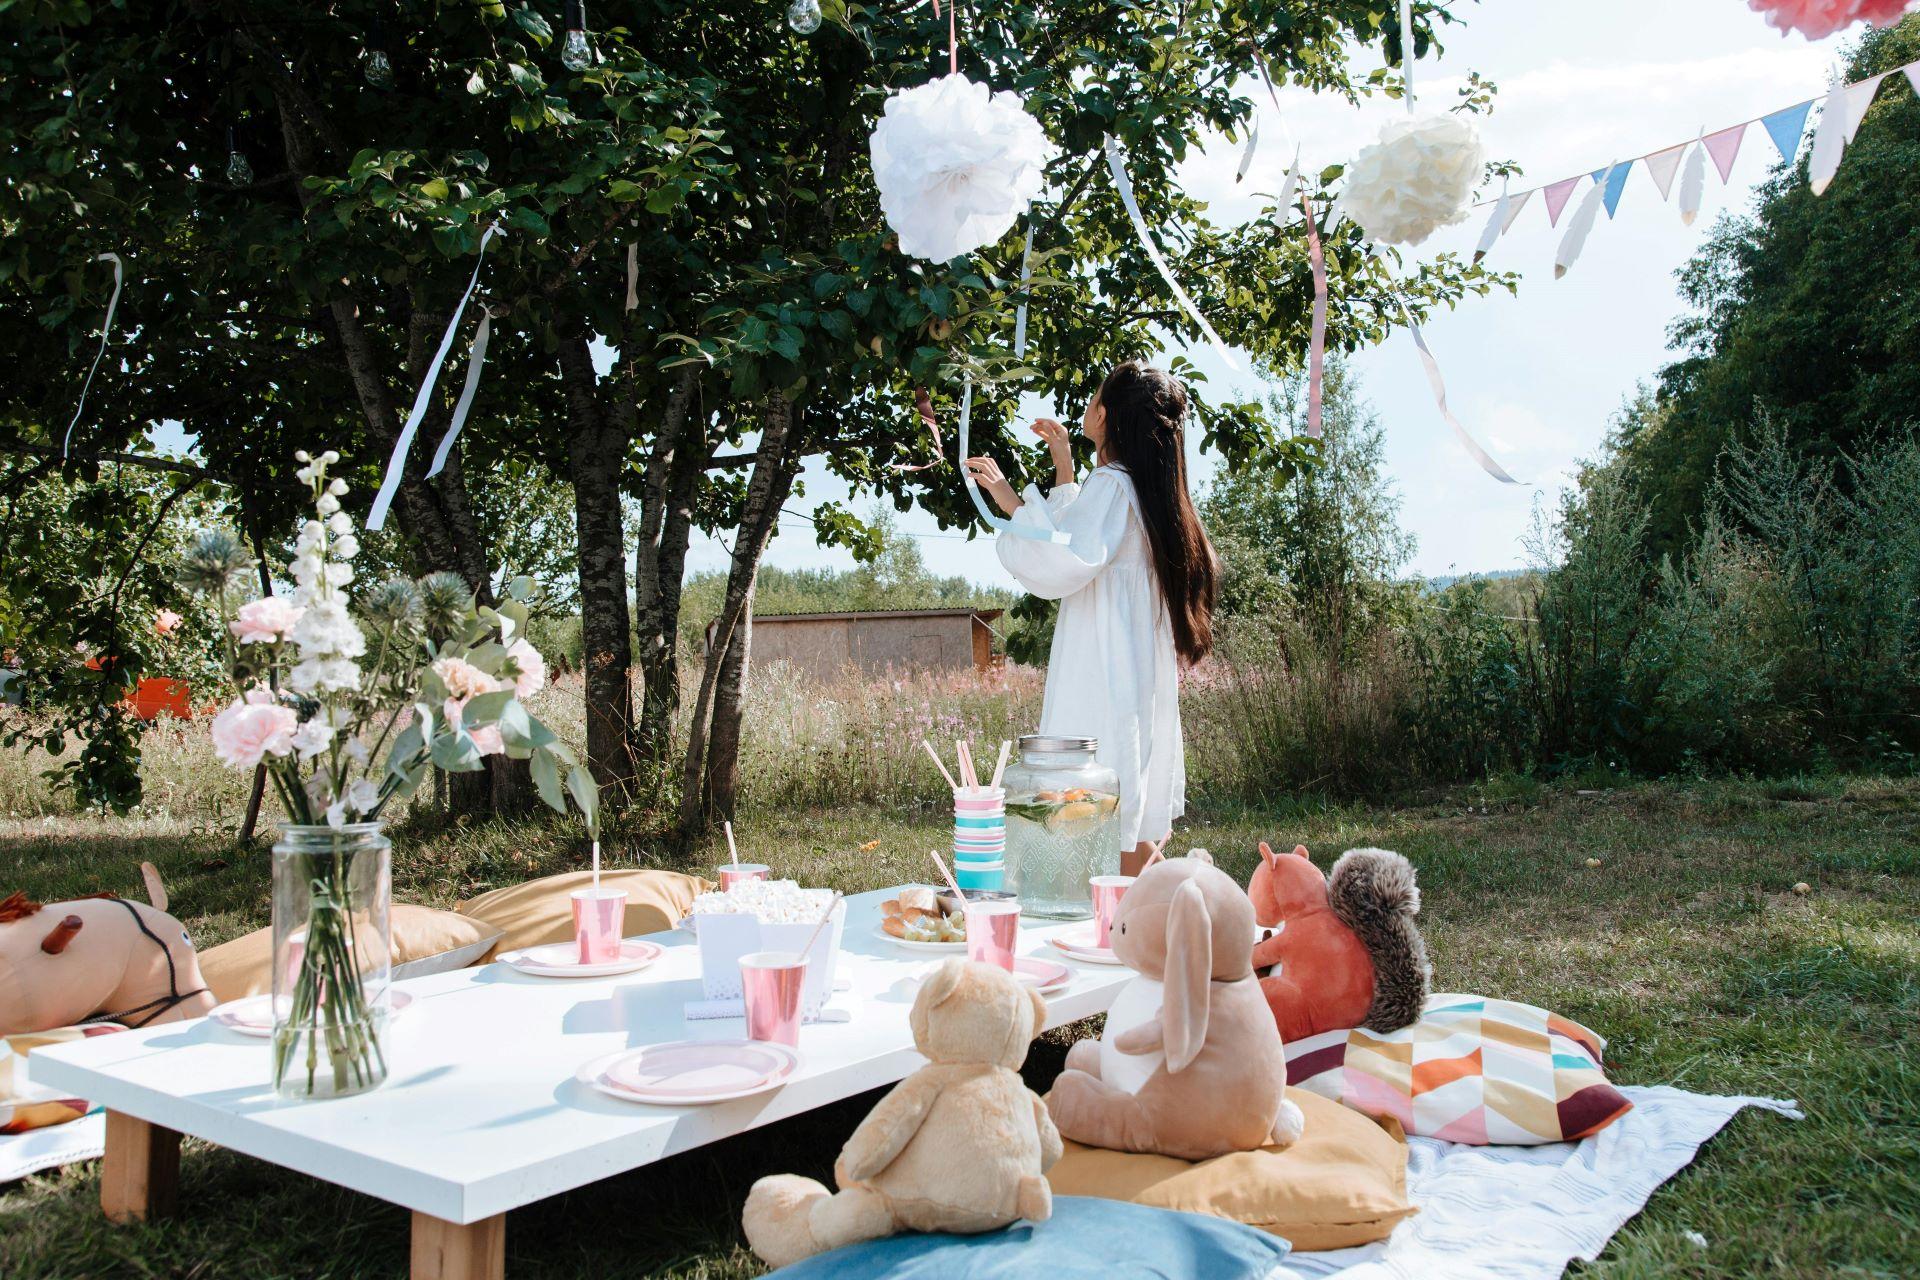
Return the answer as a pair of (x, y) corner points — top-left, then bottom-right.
(411, 1211), (506, 1280)
(100, 1110), (180, 1223)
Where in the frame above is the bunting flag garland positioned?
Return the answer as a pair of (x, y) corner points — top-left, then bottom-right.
(367, 223), (502, 531)
(956, 380), (1072, 543)
(1761, 101), (1813, 163)
(1554, 174), (1607, 279)
(1842, 71), (1890, 139)
(1103, 134), (1238, 369)
(1908, 64), (1920, 97)
(1703, 123), (1746, 182)
(1679, 133), (1708, 226)
(61, 251), (124, 459)
(1807, 82), (1851, 194)
(1394, 295), (1522, 486)
(1601, 160), (1633, 218)
(1473, 182), (1510, 264)
(424, 307), (497, 479)
(1643, 142), (1688, 200)
(1543, 177), (1581, 227)
(1499, 188), (1532, 232)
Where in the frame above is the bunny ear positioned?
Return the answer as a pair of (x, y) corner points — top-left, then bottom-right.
(1162, 878), (1213, 1073)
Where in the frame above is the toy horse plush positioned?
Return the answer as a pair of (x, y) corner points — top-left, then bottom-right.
(0, 865), (214, 1037)
(1249, 842), (1428, 1044)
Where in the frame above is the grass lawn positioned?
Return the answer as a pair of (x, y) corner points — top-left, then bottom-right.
(2, 775), (1916, 1279)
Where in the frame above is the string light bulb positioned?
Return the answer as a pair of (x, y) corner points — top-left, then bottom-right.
(561, 0), (591, 70)
(786, 0), (822, 34)
(225, 127), (253, 185)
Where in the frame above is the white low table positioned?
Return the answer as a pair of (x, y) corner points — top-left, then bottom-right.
(35, 887), (1129, 1279)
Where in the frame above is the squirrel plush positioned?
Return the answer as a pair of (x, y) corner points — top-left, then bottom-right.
(1249, 843), (1428, 1044)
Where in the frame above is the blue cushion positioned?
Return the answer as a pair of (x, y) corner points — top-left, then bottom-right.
(764, 1195), (1290, 1279)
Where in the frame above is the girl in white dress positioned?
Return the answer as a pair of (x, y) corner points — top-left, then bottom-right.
(965, 361), (1218, 875)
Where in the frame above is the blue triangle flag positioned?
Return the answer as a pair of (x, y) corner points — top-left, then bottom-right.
(1602, 160), (1633, 218)
(1762, 101), (1813, 164)
(1591, 167), (1608, 183)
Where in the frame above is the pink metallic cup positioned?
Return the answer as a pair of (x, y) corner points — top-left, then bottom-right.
(717, 863), (771, 892)
(739, 950), (809, 1047)
(1089, 875), (1134, 948)
(964, 898), (1022, 971)
(571, 888), (628, 965)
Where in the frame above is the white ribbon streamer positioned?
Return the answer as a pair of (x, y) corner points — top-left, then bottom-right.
(1275, 147), (1302, 226)
(1103, 136), (1237, 370)
(425, 309), (494, 479)
(1396, 297), (1522, 486)
(625, 242), (639, 311)
(957, 380), (1071, 544)
(62, 252), (124, 458)
(1012, 220), (1034, 358)
(1401, 0), (1416, 114)
(1236, 114), (1261, 183)
(367, 224), (502, 531)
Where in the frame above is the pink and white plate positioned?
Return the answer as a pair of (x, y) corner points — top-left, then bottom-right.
(1012, 956), (1073, 992)
(1048, 933), (1123, 965)
(209, 991), (414, 1038)
(498, 938), (662, 979)
(576, 1039), (800, 1106)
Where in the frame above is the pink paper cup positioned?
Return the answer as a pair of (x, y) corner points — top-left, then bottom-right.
(571, 888), (628, 965)
(717, 863), (770, 892)
(740, 950), (809, 1047)
(1089, 875), (1134, 948)
(964, 898), (1022, 971)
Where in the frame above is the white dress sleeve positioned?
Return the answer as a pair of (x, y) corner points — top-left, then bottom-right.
(995, 468), (1134, 600)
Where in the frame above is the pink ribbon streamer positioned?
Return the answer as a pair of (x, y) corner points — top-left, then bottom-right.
(890, 388), (946, 472)
(1300, 191), (1328, 440)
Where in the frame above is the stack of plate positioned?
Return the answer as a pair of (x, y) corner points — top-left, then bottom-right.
(575, 1039), (800, 1106)
(496, 939), (662, 978)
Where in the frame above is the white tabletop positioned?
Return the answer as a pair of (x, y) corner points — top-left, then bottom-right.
(34, 887), (1129, 1224)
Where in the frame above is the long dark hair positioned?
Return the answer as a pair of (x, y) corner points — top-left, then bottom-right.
(1096, 360), (1218, 665)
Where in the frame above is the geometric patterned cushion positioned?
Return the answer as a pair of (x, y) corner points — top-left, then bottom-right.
(1, 1025), (125, 1134)
(1283, 994), (1633, 1145)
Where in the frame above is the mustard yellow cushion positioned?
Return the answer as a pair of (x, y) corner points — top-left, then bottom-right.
(2, 1025), (125, 1133)
(1045, 1089), (1415, 1251)
(198, 904), (504, 1003)
(455, 868), (712, 957)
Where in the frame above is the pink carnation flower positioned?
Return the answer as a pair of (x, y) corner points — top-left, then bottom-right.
(505, 640), (547, 699)
(442, 697), (507, 758)
(1749, 0), (1910, 39)
(433, 656), (499, 702)
(154, 608), (183, 637)
(230, 596), (305, 645)
(210, 698), (299, 769)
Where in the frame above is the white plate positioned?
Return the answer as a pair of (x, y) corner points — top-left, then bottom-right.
(874, 924), (967, 952)
(575, 1040), (799, 1106)
(498, 938), (663, 978)
(209, 991), (414, 1038)
(1049, 934), (1124, 965)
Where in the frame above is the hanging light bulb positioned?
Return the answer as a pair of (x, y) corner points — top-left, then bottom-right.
(363, 19), (394, 89)
(786, 0), (822, 34)
(225, 127), (253, 186)
(561, 0), (592, 70)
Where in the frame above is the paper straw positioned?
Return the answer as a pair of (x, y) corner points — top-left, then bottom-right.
(929, 850), (967, 904)
(988, 740), (1011, 792)
(591, 839), (601, 892)
(921, 739), (959, 790)
(797, 891), (843, 960)
(724, 820), (740, 868)
(957, 740), (976, 791)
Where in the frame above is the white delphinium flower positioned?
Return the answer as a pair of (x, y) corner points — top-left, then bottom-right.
(290, 719), (335, 759)
(346, 778), (380, 814)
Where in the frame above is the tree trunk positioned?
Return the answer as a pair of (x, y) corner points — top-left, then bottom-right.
(678, 395), (797, 834)
(633, 371), (708, 781)
(559, 332), (639, 805)
(702, 593), (755, 819)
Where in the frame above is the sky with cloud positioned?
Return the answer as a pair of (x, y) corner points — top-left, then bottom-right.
(698, 1), (1843, 584)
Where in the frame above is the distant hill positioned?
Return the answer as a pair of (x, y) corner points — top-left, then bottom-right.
(1421, 567), (1532, 591)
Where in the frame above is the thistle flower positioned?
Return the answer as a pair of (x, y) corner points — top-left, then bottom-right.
(359, 578), (423, 630)
(417, 571), (475, 640)
(176, 529), (253, 596)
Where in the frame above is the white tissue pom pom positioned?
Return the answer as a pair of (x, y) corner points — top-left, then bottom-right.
(869, 73), (1055, 262)
(1343, 113), (1485, 246)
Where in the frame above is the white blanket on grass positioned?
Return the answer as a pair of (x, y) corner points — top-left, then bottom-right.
(1277, 1086), (1801, 1280)
(0, 1111), (106, 1183)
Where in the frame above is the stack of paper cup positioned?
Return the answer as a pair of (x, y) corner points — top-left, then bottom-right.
(953, 787), (1007, 891)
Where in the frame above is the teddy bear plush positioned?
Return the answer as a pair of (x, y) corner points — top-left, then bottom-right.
(0, 867), (214, 1038)
(1046, 852), (1304, 1162)
(742, 958), (1060, 1269)
(1249, 843), (1428, 1045)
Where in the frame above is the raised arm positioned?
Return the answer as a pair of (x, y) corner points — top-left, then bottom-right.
(994, 468), (1134, 600)
(834, 1073), (942, 1187)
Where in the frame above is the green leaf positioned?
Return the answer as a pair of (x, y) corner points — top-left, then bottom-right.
(531, 747), (564, 812)
(462, 689), (514, 725)
(430, 729), (485, 773)
(466, 70), (487, 96)
(566, 764), (600, 832)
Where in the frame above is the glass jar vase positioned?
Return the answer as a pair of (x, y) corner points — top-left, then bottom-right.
(271, 822), (393, 1100)
(1001, 735), (1122, 919)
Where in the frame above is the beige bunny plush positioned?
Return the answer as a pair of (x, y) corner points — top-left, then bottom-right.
(1047, 853), (1304, 1161)
(742, 959), (1061, 1268)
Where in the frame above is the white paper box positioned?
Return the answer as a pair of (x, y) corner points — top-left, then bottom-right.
(695, 903), (845, 1017)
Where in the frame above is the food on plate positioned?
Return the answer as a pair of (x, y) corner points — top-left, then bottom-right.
(880, 887), (966, 941)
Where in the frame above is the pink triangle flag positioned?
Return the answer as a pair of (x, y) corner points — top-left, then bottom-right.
(1703, 123), (1746, 183)
(1543, 177), (1582, 227)
(1499, 188), (1532, 233)
(1907, 63), (1920, 100)
(1842, 73), (1889, 143)
(1643, 143), (1687, 201)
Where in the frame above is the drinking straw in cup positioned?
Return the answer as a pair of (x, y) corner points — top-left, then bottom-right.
(740, 950), (809, 1046)
(571, 887), (628, 965)
(964, 898), (1022, 971)
(718, 862), (770, 892)
(1089, 875), (1134, 948)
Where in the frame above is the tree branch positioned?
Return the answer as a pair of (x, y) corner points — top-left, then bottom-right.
(0, 440), (219, 482)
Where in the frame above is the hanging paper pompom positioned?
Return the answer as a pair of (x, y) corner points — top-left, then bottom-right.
(1747, 0), (1911, 39)
(1342, 113), (1485, 246)
(869, 73), (1056, 262)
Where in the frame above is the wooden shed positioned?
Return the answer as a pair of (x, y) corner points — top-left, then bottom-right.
(708, 607), (1003, 682)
